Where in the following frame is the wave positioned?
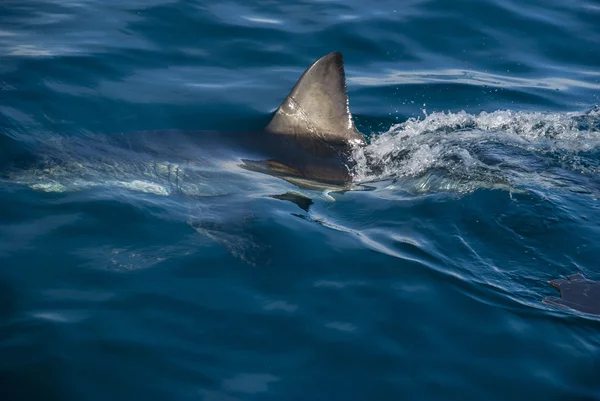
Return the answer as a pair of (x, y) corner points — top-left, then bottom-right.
(351, 106), (600, 195)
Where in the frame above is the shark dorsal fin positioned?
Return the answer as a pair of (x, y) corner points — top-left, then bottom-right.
(265, 52), (364, 145)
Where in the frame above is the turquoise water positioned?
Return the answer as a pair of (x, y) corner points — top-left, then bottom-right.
(2, 0), (600, 399)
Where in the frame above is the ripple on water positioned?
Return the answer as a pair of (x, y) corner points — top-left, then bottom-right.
(1, 0), (600, 399)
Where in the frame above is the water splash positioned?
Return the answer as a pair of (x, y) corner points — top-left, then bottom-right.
(351, 106), (600, 195)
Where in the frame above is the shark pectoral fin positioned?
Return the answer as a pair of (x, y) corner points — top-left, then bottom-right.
(265, 52), (365, 145)
(188, 216), (271, 267)
(270, 192), (313, 212)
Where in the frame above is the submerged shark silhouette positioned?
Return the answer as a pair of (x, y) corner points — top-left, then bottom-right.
(1, 52), (371, 263)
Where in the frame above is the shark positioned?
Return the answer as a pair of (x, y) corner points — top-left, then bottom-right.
(2, 52), (367, 195)
(0, 52), (370, 264)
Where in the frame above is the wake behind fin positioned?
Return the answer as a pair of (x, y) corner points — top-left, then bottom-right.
(265, 52), (365, 146)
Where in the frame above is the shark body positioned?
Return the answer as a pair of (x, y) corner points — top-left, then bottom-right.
(2, 52), (366, 195)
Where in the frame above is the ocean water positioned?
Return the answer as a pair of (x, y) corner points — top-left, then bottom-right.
(1, 0), (600, 400)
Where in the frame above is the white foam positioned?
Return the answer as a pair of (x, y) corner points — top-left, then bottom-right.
(116, 180), (170, 196)
(351, 107), (600, 194)
(242, 16), (282, 24)
(31, 182), (68, 192)
(8, 45), (53, 57)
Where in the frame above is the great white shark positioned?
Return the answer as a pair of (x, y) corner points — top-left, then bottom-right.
(0, 52), (371, 264)
(4, 52), (599, 312)
(2, 52), (367, 194)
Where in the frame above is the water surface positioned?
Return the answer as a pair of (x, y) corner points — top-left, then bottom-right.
(1, 0), (600, 400)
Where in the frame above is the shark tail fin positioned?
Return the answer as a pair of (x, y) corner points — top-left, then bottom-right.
(265, 52), (364, 145)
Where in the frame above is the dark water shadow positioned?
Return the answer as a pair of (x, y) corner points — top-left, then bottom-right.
(0, 358), (67, 401)
(0, 278), (66, 401)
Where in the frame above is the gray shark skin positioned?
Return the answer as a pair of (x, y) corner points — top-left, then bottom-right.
(543, 274), (600, 317)
(266, 52), (365, 147)
(255, 51), (366, 187)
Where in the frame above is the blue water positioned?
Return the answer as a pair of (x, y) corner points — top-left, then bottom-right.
(2, 0), (600, 400)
